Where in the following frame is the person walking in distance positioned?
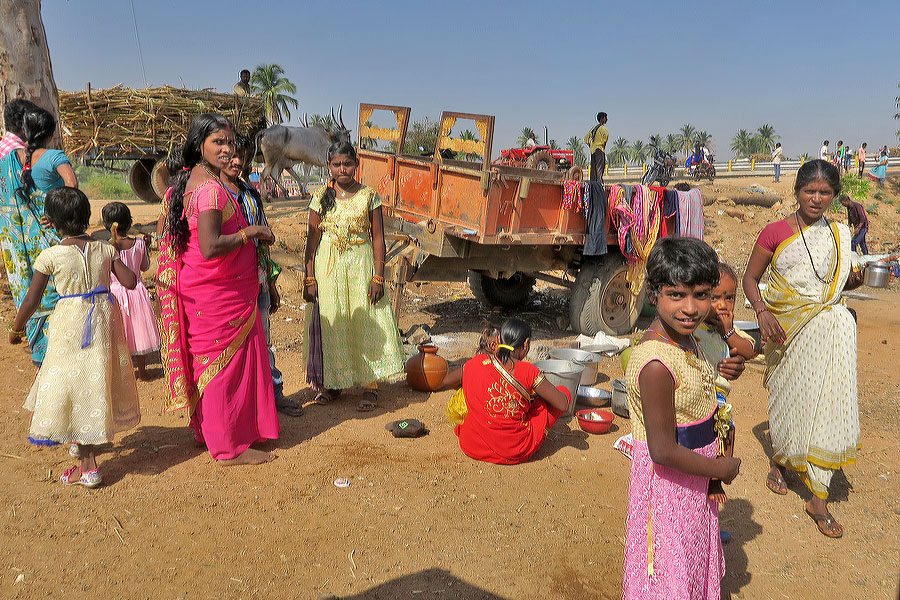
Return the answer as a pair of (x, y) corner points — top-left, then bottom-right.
(772, 142), (784, 183)
(857, 143), (867, 177)
(839, 195), (869, 255)
(584, 112), (609, 183)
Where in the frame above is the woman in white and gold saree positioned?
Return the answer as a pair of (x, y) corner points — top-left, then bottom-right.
(744, 159), (863, 538)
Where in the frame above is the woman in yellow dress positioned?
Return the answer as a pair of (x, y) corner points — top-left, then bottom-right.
(303, 141), (404, 410)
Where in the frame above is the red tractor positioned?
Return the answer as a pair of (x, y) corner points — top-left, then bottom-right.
(494, 146), (583, 179)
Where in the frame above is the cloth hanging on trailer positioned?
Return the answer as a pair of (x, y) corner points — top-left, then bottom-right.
(676, 188), (704, 239)
(583, 181), (608, 256)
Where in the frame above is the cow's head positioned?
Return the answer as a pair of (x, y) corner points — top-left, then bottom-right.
(329, 105), (352, 146)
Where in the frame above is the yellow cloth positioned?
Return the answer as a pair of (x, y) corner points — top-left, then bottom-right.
(625, 339), (717, 442)
(584, 124), (609, 153)
(446, 388), (468, 425)
(762, 218), (859, 499)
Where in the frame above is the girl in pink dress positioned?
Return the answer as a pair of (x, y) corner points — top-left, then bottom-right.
(622, 238), (741, 600)
(102, 202), (161, 381)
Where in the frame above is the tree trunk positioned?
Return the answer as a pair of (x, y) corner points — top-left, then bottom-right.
(0, 0), (62, 149)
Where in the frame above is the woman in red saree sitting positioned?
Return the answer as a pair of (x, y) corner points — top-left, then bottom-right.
(446, 318), (570, 465)
(158, 113), (279, 465)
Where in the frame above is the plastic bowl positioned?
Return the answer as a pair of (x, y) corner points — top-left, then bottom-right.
(576, 409), (615, 434)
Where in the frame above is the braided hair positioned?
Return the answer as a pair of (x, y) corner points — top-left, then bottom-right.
(164, 113), (232, 255)
(14, 107), (55, 206)
(319, 140), (358, 217)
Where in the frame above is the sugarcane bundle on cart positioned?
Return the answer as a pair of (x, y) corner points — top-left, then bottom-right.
(58, 84), (266, 202)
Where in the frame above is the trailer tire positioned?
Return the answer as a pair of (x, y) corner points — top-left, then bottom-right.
(525, 150), (553, 171)
(569, 254), (645, 336)
(150, 157), (172, 200)
(566, 165), (584, 181)
(129, 158), (163, 203)
(468, 271), (535, 309)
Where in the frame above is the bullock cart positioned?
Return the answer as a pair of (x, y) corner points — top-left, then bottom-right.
(356, 103), (653, 336)
(58, 84), (265, 202)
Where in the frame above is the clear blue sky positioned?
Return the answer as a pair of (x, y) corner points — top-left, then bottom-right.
(42, 0), (900, 159)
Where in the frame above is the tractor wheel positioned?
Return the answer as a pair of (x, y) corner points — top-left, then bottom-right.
(566, 165), (584, 181)
(708, 165), (716, 181)
(150, 157), (172, 201)
(525, 150), (554, 171)
(468, 271), (536, 309)
(569, 254), (645, 336)
(129, 158), (163, 203)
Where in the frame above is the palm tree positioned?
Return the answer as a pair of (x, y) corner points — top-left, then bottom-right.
(566, 136), (587, 167)
(695, 130), (713, 150)
(548, 139), (560, 150)
(629, 140), (648, 165)
(360, 120), (378, 150)
(458, 129), (480, 161)
(730, 129), (753, 159)
(309, 113), (335, 131)
(664, 133), (681, 156)
(517, 127), (537, 148)
(756, 124), (780, 151)
(251, 63), (298, 124)
(608, 136), (629, 167)
(679, 123), (697, 155)
(648, 134), (662, 149)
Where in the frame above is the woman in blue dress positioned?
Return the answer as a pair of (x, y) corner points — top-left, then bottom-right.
(0, 106), (77, 365)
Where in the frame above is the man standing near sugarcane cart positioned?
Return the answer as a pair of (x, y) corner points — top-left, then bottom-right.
(584, 112), (608, 183)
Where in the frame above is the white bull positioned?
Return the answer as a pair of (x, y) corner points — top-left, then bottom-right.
(255, 110), (351, 200)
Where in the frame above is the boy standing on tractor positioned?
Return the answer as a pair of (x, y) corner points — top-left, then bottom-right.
(584, 112), (609, 183)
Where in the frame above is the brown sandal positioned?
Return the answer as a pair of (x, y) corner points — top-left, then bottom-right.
(765, 472), (788, 495)
(805, 508), (843, 538)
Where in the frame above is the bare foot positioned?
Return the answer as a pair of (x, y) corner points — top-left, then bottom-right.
(708, 478), (727, 504)
(218, 448), (276, 466)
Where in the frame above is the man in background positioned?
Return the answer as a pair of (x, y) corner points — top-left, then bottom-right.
(584, 112), (608, 183)
(233, 69), (252, 96)
(857, 142), (867, 177)
(840, 195), (869, 255)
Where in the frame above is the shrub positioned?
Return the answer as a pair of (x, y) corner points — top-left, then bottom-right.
(841, 173), (870, 201)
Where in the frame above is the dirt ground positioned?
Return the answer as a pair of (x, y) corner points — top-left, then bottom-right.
(0, 175), (898, 600)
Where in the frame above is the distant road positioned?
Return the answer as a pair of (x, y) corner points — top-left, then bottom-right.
(600, 157), (899, 183)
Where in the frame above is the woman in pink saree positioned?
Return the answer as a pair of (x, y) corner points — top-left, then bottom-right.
(157, 114), (279, 465)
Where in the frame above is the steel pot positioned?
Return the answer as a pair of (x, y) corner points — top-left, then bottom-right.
(611, 378), (629, 419)
(863, 263), (893, 288)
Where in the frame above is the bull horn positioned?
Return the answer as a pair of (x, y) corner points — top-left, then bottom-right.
(331, 107), (337, 128)
(339, 104), (345, 129)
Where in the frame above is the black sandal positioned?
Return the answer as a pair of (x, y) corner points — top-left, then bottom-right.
(358, 390), (378, 412)
(275, 398), (304, 417)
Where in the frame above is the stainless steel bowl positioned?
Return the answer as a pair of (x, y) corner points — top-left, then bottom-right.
(576, 385), (612, 408)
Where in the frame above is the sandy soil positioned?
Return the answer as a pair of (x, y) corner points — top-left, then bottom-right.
(0, 175), (898, 599)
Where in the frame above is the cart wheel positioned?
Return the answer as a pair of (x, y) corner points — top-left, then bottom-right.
(150, 157), (172, 200)
(468, 271), (535, 309)
(525, 150), (553, 171)
(566, 166), (584, 181)
(129, 158), (163, 203)
(708, 165), (716, 181)
(569, 254), (645, 336)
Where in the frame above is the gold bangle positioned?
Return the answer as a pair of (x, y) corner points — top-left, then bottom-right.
(371, 275), (385, 285)
(7, 325), (25, 336)
(239, 229), (249, 245)
(304, 277), (317, 286)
